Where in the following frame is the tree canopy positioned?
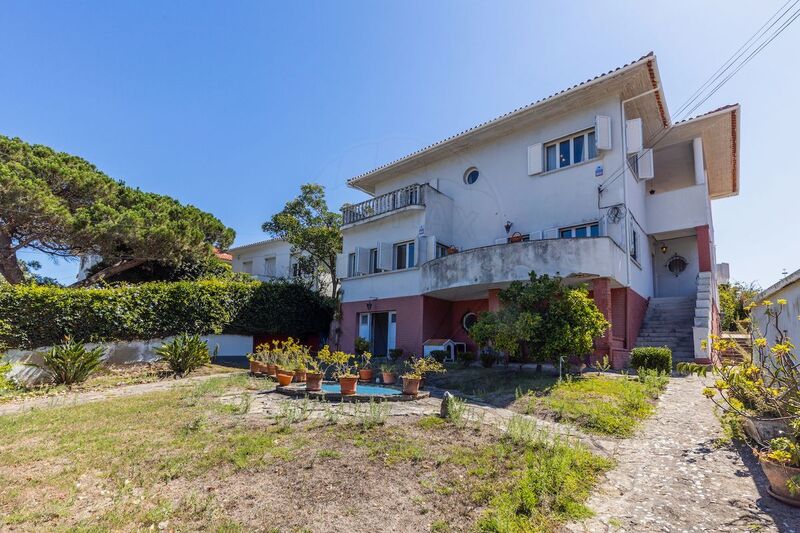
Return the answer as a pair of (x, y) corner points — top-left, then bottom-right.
(469, 272), (610, 368)
(262, 183), (342, 298)
(0, 135), (234, 285)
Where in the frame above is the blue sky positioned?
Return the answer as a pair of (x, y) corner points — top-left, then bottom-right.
(2, 0), (798, 289)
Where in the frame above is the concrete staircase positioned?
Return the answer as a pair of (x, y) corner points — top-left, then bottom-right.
(635, 296), (697, 362)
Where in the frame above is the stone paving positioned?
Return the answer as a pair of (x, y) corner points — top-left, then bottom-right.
(565, 375), (799, 533)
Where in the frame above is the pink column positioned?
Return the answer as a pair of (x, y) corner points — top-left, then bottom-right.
(488, 289), (501, 312)
(591, 278), (613, 365)
(696, 225), (712, 272)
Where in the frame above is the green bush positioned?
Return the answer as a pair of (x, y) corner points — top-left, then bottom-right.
(155, 333), (211, 377)
(456, 351), (476, 368)
(429, 349), (449, 363)
(481, 351), (497, 368)
(29, 337), (105, 386)
(0, 280), (333, 349)
(354, 336), (370, 356)
(630, 346), (672, 373)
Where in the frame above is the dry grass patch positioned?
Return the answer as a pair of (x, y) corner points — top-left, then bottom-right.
(0, 362), (240, 404)
(0, 374), (612, 532)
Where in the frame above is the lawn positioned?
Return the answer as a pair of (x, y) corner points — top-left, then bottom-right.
(429, 366), (669, 438)
(0, 362), (239, 404)
(0, 374), (613, 532)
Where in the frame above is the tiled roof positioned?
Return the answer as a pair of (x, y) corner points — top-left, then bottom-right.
(348, 52), (656, 186)
(674, 103), (739, 125)
(227, 237), (283, 252)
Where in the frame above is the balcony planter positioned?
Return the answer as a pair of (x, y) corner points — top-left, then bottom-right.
(509, 232), (524, 243)
(447, 246), (458, 255)
(759, 457), (800, 507)
(339, 376), (358, 395)
(305, 372), (324, 392)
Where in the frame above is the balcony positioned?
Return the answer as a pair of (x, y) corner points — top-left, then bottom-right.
(420, 237), (627, 299)
(342, 183), (428, 226)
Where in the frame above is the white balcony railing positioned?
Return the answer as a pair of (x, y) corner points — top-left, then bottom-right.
(342, 184), (427, 225)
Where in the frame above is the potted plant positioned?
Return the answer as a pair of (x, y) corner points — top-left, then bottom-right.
(757, 426), (800, 506)
(446, 245), (458, 255)
(357, 351), (374, 382)
(305, 347), (326, 392)
(381, 363), (397, 384)
(319, 348), (358, 395)
(509, 232), (524, 243)
(401, 356), (445, 396)
(247, 352), (264, 375)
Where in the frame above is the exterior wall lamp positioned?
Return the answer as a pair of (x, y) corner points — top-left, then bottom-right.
(366, 302), (372, 311)
(660, 243), (668, 254)
(504, 221), (513, 234)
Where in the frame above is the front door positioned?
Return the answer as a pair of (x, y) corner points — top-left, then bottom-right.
(371, 312), (389, 357)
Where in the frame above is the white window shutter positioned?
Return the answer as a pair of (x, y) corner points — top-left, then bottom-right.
(494, 237), (507, 245)
(595, 115), (612, 150)
(416, 236), (428, 266)
(637, 149), (654, 179)
(543, 227), (560, 239)
(530, 230), (543, 241)
(377, 242), (393, 270)
(355, 247), (370, 274)
(527, 143), (543, 175)
(625, 118), (643, 154)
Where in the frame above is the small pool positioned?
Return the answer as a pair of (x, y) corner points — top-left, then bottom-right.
(321, 383), (402, 395)
(273, 381), (427, 402)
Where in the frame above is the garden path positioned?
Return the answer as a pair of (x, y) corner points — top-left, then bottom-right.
(0, 371), (241, 416)
(565, 374), (799, 533)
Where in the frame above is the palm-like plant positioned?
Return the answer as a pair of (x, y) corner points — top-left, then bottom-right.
(155, 333), (210, 378)
(29, 337), (105, 386)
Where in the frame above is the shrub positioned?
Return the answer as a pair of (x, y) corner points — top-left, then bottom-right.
(455, 351), (476, 368)
(155, 333), (211, 377)
(429, 349), (449, 363)
(0, 280), (333, 349)
(388, 348), (404, 361)
(354, 336), (370, 356)
(480, 351), (496, 368)
(630, 346), (672, 373)
(29, 337), (105, 386)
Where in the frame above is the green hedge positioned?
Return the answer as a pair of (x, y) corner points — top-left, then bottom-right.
(630, 346), (672, 373)
(0, 280), (333, 349)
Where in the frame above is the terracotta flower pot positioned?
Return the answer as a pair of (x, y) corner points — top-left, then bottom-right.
(509, 232), (523, 243)
(760, 457), (800, 507)
(339, 376), (358, 395)
(293, 371), (307, 383)
(249, 360), (260, 374)
(306, 372), (324, 392)
(276, 371), (294, 387)
(382, 372), (397, 385)
(402, 377), (421, 396)
(266, 364), (277, 377)
(358, 368), (374, 383)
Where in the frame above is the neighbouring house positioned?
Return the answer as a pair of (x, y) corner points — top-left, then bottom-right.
(751, 269), (800, 353)
(229, 238), (332, 295)
(75, 248), (233, 282)
(336, 52), (740, 367)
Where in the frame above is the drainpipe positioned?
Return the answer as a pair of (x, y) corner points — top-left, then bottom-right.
(618, 87), (660, 289)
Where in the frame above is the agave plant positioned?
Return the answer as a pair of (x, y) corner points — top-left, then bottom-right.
(155, 333), (210, 378)
(28, 337), (105, 386)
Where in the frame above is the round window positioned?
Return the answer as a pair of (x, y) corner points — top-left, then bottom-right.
(462, 312), (478, 331)
(667, 255), (688, 277)
(463, 167), (479, 185)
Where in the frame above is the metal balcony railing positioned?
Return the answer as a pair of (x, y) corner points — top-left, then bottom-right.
(342, 183), (427, 225)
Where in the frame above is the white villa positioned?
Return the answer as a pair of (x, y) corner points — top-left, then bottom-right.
(334, 53), (740, 367)
(229, 238), (331, 294)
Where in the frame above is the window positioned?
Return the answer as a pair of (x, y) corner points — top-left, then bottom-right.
(264, 257), (276, 277)
(559, 223), (600, 238)
(544, 129), (598, 172)
(463, 167), (479, 185)
(394, 241), (415, 270)
(629, 228), (639, 262)
(667, 254), (687, 276)
(291, 262), (302, 278)
(435, 242), (449, 259)
(369, 248), (380, 274)
(242, 260), (253, 275)
(462, 312), (478, 332)
(347, 253), (356, 277)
